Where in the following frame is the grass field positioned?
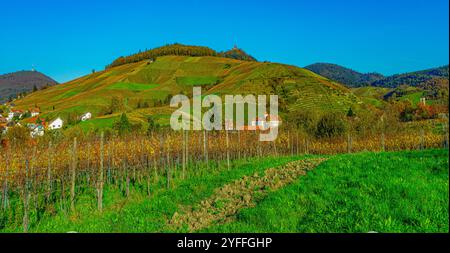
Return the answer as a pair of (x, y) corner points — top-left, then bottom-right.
(1, 149), (447, 233)
(176, 76), (220, 86)
(78, 116), (118, 132)
(205, 149), (449, 233)
(107, 82), (159, 91)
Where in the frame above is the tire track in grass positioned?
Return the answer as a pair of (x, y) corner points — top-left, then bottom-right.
(169, 158), (327, 232)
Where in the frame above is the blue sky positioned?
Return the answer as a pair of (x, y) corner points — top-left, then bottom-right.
(0, 0), (448, 83)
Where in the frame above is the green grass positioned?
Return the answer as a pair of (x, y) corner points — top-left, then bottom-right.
(78, 116), (117, 132)
(399, 91), (424, 105)
(204, 149), (449, 233)
(361, 97), (385, 108)
(107, 82), (159, 91)
(53, 89), (82, 100)
(176, 76), (220, 86)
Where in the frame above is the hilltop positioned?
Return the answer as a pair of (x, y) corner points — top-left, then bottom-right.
(107, 43), (257, 69)
(13, 54), (360, 131)
(220, 46), (257, 61)
(0, 70), (58, 103)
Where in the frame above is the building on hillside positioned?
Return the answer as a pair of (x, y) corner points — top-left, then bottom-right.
(48, 117), (63, 130)
(7, 109), (23, 121)
(420, 97), (426, 106)
(30, 125), (45, 138)
(0, 124), (7, 134)
(238, 114), (282, 131)
(26, 116), (47, 137)
(80, 112), (92, 121)
(30, 108), (40, 117)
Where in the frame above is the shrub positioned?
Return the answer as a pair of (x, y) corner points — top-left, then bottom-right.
(6, 126), (30, 146)
(315, 112), (347, 138)
(288, 110), (318, 136)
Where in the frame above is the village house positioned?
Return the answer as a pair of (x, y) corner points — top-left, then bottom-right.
(25, 116), (47, 137)
(0, 125), (6, 134)
(7, 109), (24, 121)
(249, 113), (282, 129)
(48, 117), (63, 130)
(30, 108), (40, 117)
(30, 125), (45, 137)
(0, 116), (7, 134)
(80, 112), (92, 121)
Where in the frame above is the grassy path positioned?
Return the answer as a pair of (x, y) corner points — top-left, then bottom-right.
(169, 158), (327, 232)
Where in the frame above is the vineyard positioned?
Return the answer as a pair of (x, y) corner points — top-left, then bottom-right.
(0, 126), (448, 232)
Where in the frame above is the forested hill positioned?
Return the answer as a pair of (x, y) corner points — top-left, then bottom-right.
(305, 63), (449, 88)
(304, 63), (384, 88)
(107, 43), (257, 69)
(0, 70), (58, 103)
(371, 65), (449, 88)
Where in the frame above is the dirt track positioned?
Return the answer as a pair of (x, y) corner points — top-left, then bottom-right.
(169, 158), (327, 232)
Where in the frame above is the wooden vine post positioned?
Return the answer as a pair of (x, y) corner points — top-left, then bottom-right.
(182, 130), (186, 179)
(203, 130), (209, 169)
(226, 129), (230, 170)
(70, 137), (77, 212)
(347, 133), (352, 153)
(2, 151), (9, 210)
(46, 141), (52, 202)
(166, 140), (171, 189)
(98, 132), (104, 212)
(23, 159), (30, 233)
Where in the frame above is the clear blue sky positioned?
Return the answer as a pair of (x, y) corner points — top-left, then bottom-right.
(0, 0), (448, 83)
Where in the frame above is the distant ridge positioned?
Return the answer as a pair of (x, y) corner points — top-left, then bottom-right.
(371, 65), (449, 88)
(304, 63), (384, 88)
(0, 70), (58, 103)
(107, 43), (257, 69)
(305, 63), (449, 88)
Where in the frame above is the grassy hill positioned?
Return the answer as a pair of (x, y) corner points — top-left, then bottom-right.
(351, 86), (391, 108)
(353, 78), (449, 108)
(13, 55), (361, 131)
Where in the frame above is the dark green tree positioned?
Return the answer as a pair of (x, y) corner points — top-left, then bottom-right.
(114, 113), (131, 135)
(346, 107), (355, 117)
(146, 116), (159, 135)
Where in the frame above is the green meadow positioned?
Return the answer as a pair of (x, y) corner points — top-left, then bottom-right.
(107, 82), (159, 91)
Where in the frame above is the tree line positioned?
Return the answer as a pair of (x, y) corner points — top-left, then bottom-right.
(106, 43), (257, 69)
